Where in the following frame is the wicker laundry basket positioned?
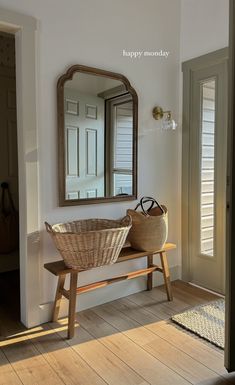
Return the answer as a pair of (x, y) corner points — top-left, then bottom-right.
(45, 216), (132, 270)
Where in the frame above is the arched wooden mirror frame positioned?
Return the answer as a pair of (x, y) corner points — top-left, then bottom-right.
(57, 65), (138, 206)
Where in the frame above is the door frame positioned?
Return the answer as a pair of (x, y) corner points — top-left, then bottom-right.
(182, 48), (228, 283)
(225, 0), (235, 372)
(0, 8), (40, 327)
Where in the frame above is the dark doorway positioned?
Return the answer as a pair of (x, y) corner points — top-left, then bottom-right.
(0, 32), (20, 322)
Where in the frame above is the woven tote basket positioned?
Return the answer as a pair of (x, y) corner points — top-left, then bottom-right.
(127, 197), (168, 252)
(45, 216), (132, 270)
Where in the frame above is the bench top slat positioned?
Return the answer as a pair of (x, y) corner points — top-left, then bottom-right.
(44, 242), (176, 276)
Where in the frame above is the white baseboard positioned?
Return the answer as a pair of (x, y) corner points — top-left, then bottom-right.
(188, 282), (225, 298)
(39, 264), (181, 325)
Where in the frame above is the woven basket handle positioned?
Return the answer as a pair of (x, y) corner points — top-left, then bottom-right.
(45, 221), (54, 233)
(120, 214), (132, 227)
(135, 196), (164, 216)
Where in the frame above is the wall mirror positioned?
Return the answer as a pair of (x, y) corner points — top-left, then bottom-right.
(57, 65), (138, 206)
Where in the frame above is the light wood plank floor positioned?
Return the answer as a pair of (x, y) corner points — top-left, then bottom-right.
(1, 280), (234, 385)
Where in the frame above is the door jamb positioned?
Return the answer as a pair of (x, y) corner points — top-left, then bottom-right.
(225, 0), (235, 372)
(0, 8), (40, 327)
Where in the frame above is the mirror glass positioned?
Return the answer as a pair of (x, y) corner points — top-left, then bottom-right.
(58, 67), (137, 205)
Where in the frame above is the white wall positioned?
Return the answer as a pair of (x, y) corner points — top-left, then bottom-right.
(180, 0), (229, 62)
(0, 0), (181, 323)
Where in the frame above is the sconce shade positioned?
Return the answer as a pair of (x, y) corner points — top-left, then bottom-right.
(162, 118), (177, 130)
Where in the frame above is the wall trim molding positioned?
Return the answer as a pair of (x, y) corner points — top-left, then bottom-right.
(182, 47), (229, 72)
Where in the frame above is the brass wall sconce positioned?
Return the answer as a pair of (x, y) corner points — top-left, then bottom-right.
(152, 106), (177, 130)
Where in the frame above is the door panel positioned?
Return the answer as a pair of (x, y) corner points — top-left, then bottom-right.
(66, 126), (79, 176)
(64, 88), (105, 199)
(189, 62), (227, 294)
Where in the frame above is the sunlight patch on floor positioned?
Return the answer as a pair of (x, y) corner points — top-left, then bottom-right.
(0, 315), (163, 350)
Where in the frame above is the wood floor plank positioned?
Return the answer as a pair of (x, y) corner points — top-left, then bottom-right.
(149, 321), (235, 384)
(91, 302), (230, 385)
(0, 312), (65, 385)
(113, 296), (163, 324)
(171, 281), (220, 301)
(109, 297), (235, 384)
(142, 285), (196, 312)
(126, 290), (179, 319)
(64, 310), (192, 385)
(0, 280), (230, 385)
(1, 334), (65, 385)
(113, 296), (223, 361)
(25, 324), (107, 385)
(167, 281), (219, 305)
(126, 282), (216, 319)
(0, 349), (23, 385)
(0, 307), (24, 339)
(46, 322), (148, 385)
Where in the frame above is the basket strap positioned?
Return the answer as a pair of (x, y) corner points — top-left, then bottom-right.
(120, 215), (132, 227)
(134, 197), (154, 213)
(142, 197), (165, 214)
(45, 221), (54, 233)
(135, 196), (164, 216)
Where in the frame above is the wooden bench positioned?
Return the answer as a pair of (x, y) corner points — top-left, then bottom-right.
(44, 242), (176, 338)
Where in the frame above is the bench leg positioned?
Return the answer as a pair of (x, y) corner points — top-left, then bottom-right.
(52, 274), (66, 322)
(147, 254), (153, 291)
(160, 251), (173, 301)
(68, 272), (78, 339)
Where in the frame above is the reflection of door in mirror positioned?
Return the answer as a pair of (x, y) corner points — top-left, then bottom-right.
(106, 94), (133, 196)
(64, 87), (104, 199)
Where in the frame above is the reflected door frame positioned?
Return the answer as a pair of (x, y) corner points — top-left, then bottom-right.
(182, 47), (228, 293)
(105, 93), (133, 196)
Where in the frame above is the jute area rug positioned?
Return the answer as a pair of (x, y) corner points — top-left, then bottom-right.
(171, 299), (225, 349)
